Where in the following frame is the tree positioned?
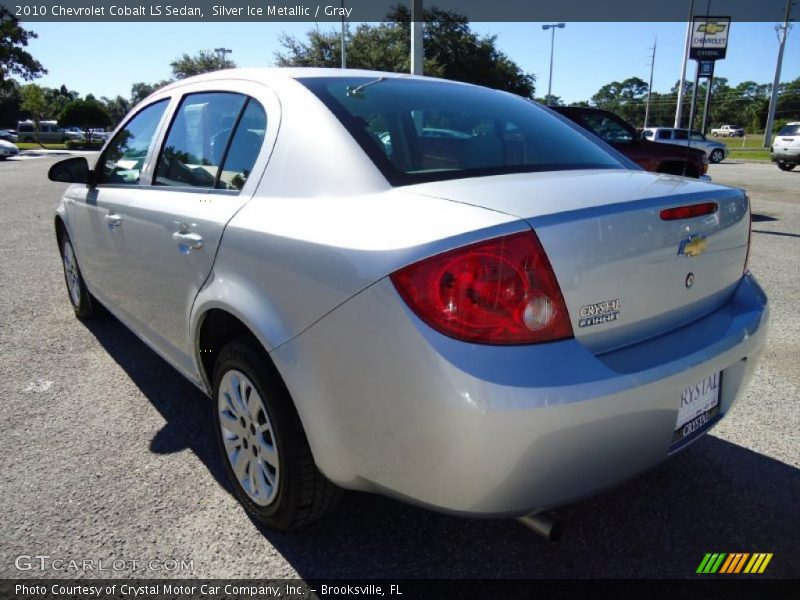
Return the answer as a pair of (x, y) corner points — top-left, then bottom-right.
(19, 83), (47, 141)
(43, 84), (78, 121)
(101, 95), (131, 127)
(0, 78), (22, 127)
(591, 77), (649, 126)
(170, 50), (235, 79)
(0, 7), (46, 90)
(59, 98), (111, 141)
(275, 6), (535, 98)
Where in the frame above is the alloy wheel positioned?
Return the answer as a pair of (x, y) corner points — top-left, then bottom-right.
(217, 369), (280, 506)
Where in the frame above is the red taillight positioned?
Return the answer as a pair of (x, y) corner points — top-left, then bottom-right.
(660, 202), (718, 220)
(390, 231), (573, 345)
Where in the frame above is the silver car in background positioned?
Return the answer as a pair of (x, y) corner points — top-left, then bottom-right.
(51, 69), (768, 530)
(642, 127), (729, 163)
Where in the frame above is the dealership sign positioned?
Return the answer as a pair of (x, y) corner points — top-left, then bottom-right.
(690, 16), (730, 60)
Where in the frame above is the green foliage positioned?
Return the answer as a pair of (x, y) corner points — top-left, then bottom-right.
(19, 83), (46, 123)
(65, 139), (104, 150)
(170, 50), (236, 79)
(0, 7), (46, 89)
(59, 98), (112, 133)
(275, 6), (535, 98)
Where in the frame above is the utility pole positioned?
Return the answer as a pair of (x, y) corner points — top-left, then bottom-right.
(763, 0), (794, 148)
(214, 47), (232, 64)
(644, 37), (657, 128)
(701, 69), (714, 134)
(674, 0), (695, 128)
(542, 23), (565, 103)
(340, 0), (347, 68)
(411, 0), (423, 75)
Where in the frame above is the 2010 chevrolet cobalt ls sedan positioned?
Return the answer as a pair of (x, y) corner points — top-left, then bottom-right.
(51, 69), (768, 530)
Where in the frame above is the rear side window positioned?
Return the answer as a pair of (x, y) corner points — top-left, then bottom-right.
(777, 124), (800, 136)
(657, 130), (672, 140)
(299, 77), (623, 186)
(216, 100), (267, 190)
(155, 92), (246, 188)
(97, 99), (169, 185)
(674, 130), (689, 140)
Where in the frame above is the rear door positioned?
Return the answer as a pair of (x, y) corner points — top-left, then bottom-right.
(97, 83), (278, 374)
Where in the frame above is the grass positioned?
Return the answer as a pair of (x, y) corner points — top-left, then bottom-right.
(727, 149), (771, 161)
(711, 134), (773, 162)
(715, 135), (773, 150)
(16, 142), (69, 151)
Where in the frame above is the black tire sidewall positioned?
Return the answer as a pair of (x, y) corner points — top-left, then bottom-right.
(211, 340), (302, 529)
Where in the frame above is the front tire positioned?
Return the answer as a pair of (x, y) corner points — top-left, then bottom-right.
(60, 234), (96, 319)
(777, 161), (796, 171)
(709, 149), (724, 163)
(212, 340), (341, 530)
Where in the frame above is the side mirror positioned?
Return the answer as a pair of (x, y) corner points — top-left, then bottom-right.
(48, 157), (94, 185)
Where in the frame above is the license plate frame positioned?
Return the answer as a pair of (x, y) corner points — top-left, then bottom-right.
(670, 371), (722, 451)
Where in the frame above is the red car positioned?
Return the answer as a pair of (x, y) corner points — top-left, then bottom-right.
(551, 106), (709, 179)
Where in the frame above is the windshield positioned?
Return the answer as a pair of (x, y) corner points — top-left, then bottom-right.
(299, 77), (625, 186)
(777, 124), (800, 136)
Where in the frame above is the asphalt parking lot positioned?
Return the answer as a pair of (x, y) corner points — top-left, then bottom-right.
(0, 156), (797, 579)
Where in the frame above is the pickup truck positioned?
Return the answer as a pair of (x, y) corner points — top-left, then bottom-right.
(711, 124), (745, 137)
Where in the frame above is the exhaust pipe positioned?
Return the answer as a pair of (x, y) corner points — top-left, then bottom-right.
(518, 512), (563, 541)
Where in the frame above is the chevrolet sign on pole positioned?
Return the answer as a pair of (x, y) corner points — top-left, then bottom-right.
(690, 16), (730, 60)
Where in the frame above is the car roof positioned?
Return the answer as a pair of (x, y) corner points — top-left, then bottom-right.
(157, 67), (469, 95)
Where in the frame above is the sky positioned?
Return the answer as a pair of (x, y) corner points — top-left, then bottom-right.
(25, 20), (800, 103)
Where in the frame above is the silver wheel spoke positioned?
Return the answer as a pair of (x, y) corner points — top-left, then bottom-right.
(232, 448), (249, 480)
(254, 461), (272, 497)
(220, 411), (247, 438)
(258, 438), (278, 468)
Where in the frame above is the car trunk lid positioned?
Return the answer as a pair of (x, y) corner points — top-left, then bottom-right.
(405, 169), (749, 353)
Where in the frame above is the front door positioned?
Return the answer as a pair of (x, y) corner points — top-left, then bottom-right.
(93, 90), (270, 374)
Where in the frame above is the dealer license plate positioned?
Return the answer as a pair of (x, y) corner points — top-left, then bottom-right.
(672, 372), (721, 447)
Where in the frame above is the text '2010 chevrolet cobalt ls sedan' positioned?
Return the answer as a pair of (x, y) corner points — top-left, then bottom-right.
(50, 69), (768, 530)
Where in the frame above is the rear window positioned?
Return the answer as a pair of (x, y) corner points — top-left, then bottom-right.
(777, 124), (800, 136)
(299, 77), (624, 186)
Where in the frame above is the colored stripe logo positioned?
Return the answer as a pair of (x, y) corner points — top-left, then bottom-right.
(697, 553), (773, 574)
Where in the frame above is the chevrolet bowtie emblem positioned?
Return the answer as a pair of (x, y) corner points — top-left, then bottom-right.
(680, 235), (708, 257)
(697, 22), (727, 35)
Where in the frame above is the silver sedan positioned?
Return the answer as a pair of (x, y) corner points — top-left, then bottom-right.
(50, 69), (768, 530)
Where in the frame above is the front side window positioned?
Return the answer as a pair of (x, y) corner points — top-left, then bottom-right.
(690, 131), (705, 141)
(299, 77), (624, 185)
(674, 130), (689, 140)
(97, 100), (168, 185)
(154, 92), (248, 189)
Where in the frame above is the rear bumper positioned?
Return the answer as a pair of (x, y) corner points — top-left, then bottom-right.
(771, 147), (800, 164)
(272, 273), (769, 517)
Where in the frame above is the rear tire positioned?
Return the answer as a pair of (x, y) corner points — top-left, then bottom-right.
(212, 339), (341, 530)
(777, 161), (796, 171)
(59, 234), (96, 319)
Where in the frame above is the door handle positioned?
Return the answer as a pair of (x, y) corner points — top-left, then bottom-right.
(105, 214), (122, 230)
(172, 231), (204, 253)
